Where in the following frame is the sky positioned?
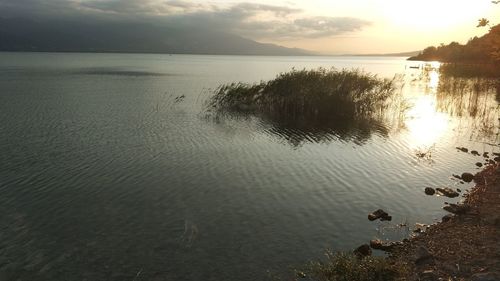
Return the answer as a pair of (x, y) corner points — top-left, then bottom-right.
(0, 0), (497, 54)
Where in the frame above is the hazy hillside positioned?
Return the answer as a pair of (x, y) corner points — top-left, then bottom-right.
(0, 18), (312, 56)
(408, 24), (500, 63)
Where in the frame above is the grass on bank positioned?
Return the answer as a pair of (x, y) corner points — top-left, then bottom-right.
(207, 68), (397, 121)
(291, 251), (405, 281)
(439, 63), (500, 78)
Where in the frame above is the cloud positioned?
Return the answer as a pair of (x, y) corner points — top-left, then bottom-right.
(0, 0), (371, 40)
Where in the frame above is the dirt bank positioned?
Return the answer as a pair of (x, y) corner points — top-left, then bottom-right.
(391, 162), (500, 280)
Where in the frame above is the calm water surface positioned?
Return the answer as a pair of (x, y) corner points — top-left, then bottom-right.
(0, 52), (498, 280)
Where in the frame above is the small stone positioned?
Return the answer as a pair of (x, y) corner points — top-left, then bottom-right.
(368, 209), (390, 221)
(457, 188), (462, 192)
(369, 239), (396, 251)
(461, 172), (474, 183)
(476, 162), (483, 167)
(353, 244), (372, 257)
(483, 152), (489, 158)
(471, 150), (480, 156)
(436, 187), (459, 198)
(457, 147), (468, 153)
(420, 270), (439, 281)
(425, 187), (435, 195)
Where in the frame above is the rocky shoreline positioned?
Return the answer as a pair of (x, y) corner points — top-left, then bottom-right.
(351, 152), (500, 280)
(388, 161), (500, 280)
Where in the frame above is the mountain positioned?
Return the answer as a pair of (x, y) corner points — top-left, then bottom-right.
(350, 51), (421, 57)
(0, 18), (312, 56)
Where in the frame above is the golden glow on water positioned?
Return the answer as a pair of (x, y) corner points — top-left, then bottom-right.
(428, 63), (441, 89)
(406, 95), (449, 148)
(405, 63), (448, 148)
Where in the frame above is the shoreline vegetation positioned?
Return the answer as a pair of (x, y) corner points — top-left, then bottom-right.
(408, 24), (500, 79)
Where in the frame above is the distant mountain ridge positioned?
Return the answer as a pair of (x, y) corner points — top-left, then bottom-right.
(0, 18), (312, 56)
(347, 51), (421, 57)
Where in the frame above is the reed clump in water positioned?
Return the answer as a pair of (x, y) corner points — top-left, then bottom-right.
(208, 68), (397, 121)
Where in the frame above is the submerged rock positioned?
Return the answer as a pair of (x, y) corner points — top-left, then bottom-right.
(461, 172), (474, 183)
(452, 174), (462, 180)
(436, 187), (459, 198)
(424, 187), (435, 195)
(471, 150), (480, 156)
(476, 162), (483, 167)
(456, 147), (468, 153)
(494, 156), (500, 162)
(353, 244), (372, 257)
(368, 209), (391, 221)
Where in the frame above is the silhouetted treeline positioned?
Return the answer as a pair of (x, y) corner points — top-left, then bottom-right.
(409, 24), (500, 63)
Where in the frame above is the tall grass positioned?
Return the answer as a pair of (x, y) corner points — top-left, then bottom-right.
(207, 68), (397, 121)
(293, 251), (405, 281)
(439, 63), (500, 78)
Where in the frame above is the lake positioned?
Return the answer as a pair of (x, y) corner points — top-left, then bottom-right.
(0, 52), (498, 281)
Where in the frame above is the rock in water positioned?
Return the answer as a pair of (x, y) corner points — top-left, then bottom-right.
(436, 187), (459, 198)
(476, 162), (483, 167)
(424, 187), (435, 195)
(368, 209), (391, 221)
(471, 150), (480, 156)
(461, 172), (474, 183)
(353, 244), (372, 257)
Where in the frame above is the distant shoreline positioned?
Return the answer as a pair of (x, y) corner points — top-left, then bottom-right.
(0, 50), (413, 58)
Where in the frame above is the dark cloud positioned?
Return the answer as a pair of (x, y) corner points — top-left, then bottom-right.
(0, 0), (370, 40)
